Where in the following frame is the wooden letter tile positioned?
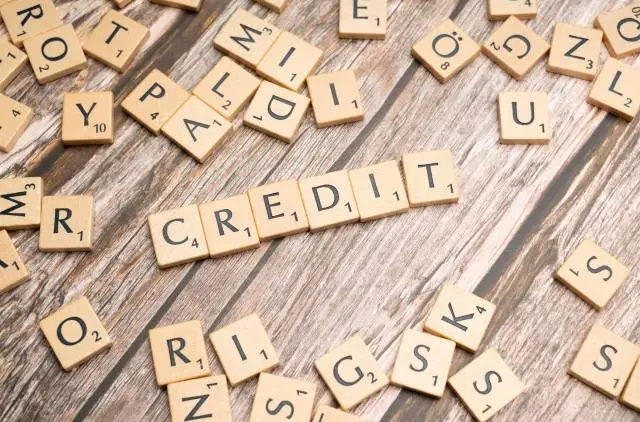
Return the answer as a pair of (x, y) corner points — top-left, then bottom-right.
(402, 149), (459, 207)
(621, 357), (640, 411)
(307, 70), (364, 128)
(587, 57), (640, 122)
(0, 177), (42, 230)
(0, 93), (33, 153)
(39, 296), (112, 371)
(339, 0), (387, 40)
(248, 179), (309, 240)
(112, 0), (135, 8)
(312, 406), (363, 422)
(0, 230), (29, 294)
(0, 37), (28, 91)
(150, 0), (202, 12)
(39, 195), (93, 252)
(547, 23), (603, 80)
(62, 91), (114, 145)
(254, 0), (289, 13)
(487, 0), (537, 21)
(498, 91), (550, 144)
(482, 16), (550, 80)
(0, 0), (62, 47)
(167, 375), (232, 422)
(209, 314), (280, 386)
(249, 373), (316, 422)
(595, 4), (640, 59)
(448, 348), (524, 421)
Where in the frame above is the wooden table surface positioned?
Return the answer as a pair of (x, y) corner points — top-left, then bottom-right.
(1, 0), (639, 420)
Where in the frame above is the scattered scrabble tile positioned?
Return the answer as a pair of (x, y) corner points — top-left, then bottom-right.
(39, 296), (112, 371)
(348, 160), (409, 222)
(315, 336), (389, 410)
(621, 357), (640, 411)
(149, 320), (211, 386)
(569, 324), (639, 398)
(150, 0), (202, 11)
(0, 229), (29, 294)
(298, 170), (360, 232)
(61, 91), (114, 145)
(595, 4), (640, 59)
(0, 37), (28, 91)
(555, 238), (629, 310)
(39, 195), (94, 252)
(213, 8), (281, 69)
(121, 69), (190, 134)
(0, 0), (62, 47)
(0, 177), (42, 230)
(482, 16), (550, 80)
(193, 56), (261, 120)
(547, 23), (603, 80)
(412, 19), (481, 83)
(249, 373), (316, 422)
(167, 375), (232, 422)
(0, 93), (33, 153)
(209, 313), (280, 386)
(83, 10), (150, 73)
(423, 283), (496, 352)
(247, 179), (309, 240)
(148, 204), (209, 268)
(448, 348), (524, 421)
(306, 70), (364, 128)
(339, 0), (387, 40)
(487, 0), (537, 21)
(198, 194), (260, 257)
(254, 0), (288, 13)
(312, 406), (363, 422)
(402, 149), (459, 207)
(497, 91), (551, 144)
(112, 0), (135, 8)
(161, 95), (233, 163)
(587, 57), (640, 122)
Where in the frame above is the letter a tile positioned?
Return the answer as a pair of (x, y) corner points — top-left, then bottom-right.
(167, 375), (232, 422)
(307, 70), (364, 128)
(621, 357), (640, 411)
(349, 160), (409, 222)
(547, 23), (603, 80)
(498, 91), (550, 144)
(339, 0), (387, 40)
(595, 4), (640, 59)
(587, 57), (640, 122)
(1, 0), (62, 47)
(0, 93), (34, 153)
(62, 91), (114, 145)
(248, 179), (309, 240)
(39, 196), (94, 252)
(312, 406), (363, 422)
(0, 177), (42, 230)
(249, 373), (316, 422)
(0, 230), (30, 294)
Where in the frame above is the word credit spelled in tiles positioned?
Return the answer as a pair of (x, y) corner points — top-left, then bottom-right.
(250, 373), (316, 422)
(349, 160), (409, 222)
(587, 57), (640, 121)
(339, 0), (386, 40)
(307, 70), (364, 128)
(0, 176), (42, 230)
(248, 179), (309, 240)
(312, 406), (363, 422)
(150, 0), (202, 12)
(0, 37), (28, 91)
(402, 149), (459, 206)
(487, 0), (537, 21)
(0, 93), (33, 153)
(167, 375), (232, 422)
(498, 91), (550, 144)
(621, 357), (640, 411)
(547, 23), (603, 80)
(595, 4), (640, 58)
(0, 0), (62, 47)
(0, 230), (29, 294)
(39, 195), (94, 251)
(62, 91), (114, 145)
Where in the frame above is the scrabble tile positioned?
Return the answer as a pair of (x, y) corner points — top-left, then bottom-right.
(621, 357), (640, 411)
(348, 160), (409, 222)
(61, 91), (114, 145)
(555, 238), (629, 310)
(112, 0), (135, 8)
(412, 19), (481, 83)
(0, 0), (62, 47)
(569, 324), (639, 398)
(315, 336), (389, 410)
(150, 0), (202, 12)
(83, 10), (150, 73)
(148, 205), (209, 268)
(423, 283), (496, 352)
(312, 406), (363, 422)
(121, 69), (190, 134)
(198, 194), (260, 257)
(390, 329), (455, 398)
(482, 16), (550, 80)
(213, 8), (281, 69)
(149, 320), (211, 386)
(161, 95), (233, 163)
(167, 375), (232, 422)
(339, 0), (387, 40)
(248, 179), (309, 240)
(209, 314), (280, 386)
(448, 348), (524, 422)
(498, 91), (551, 144)
(254, 0), (289, 13)
(0, 93), (33, 153)
(0, 177), (42, 230)
(487, 0), (537, 21)
(595, 4), (640, 59)
(299, 170), (360, 232)
(257, 32), (322, 92)
(0, 37), (28, 91)
(306, 70), (364, 128)
(587, 57), (640, 122)
(402, 149), (459, 207)
(547, 23), (603, 80)
(39, 296), (112, 371)
(243, 80), (310, 143)
(249, 373), (316, 422)
(39, 196), (93, 252)
(0, 229), (29, 294)
(193, 56), (261, 120)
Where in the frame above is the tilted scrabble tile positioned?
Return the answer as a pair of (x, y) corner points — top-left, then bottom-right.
(402, 149), (459, 207)
(250, 373), (316, 422)
(149, 320), (211, 386)
(312, 406), (363, 422)
(213, 8), (281, 69)
(587, 57), (640, 122)
(62, 91), (114, 145)
(248, 179), (309, 240)
(0, 0), (62, 47)
(569, 324), (639, 398)
(547, 23), (603, 80)
(595, 4), (640, 59)
(621, 357), (640, 411)
(299, 170), (360, 232)
(148, 204), (209, 268)
(498, 91), (550, 144)
(167, 375), (232, 422)
(0, 37), (28, 91)
(307, 70), (364, 128)
(339, 0), (386, 40)
(254, 0), (288, 13)
(161, 95), (233, 163)
(0, 93), (33, 153)
(209, 314), (280, 386)
(448, 348), (524, 422)
(112, 0), (135, 8)
(39, 296), (112, 371)
(0, 230), (29, 294)
(555, 238), (629, 310)
(0, 177), (42, 230)
(39, 195), (93, 251)
(423, 283), (496, 352)
(121, 69), (190, 134)
(150, 0), (202, 11)
(348, 160), (409, 222)
(412, 19), (481, 83)
(83, 10), (150, 73)
(482, 16), (550, 80)
(487, 0), (537, 21)
(315, 336), (389, 410)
